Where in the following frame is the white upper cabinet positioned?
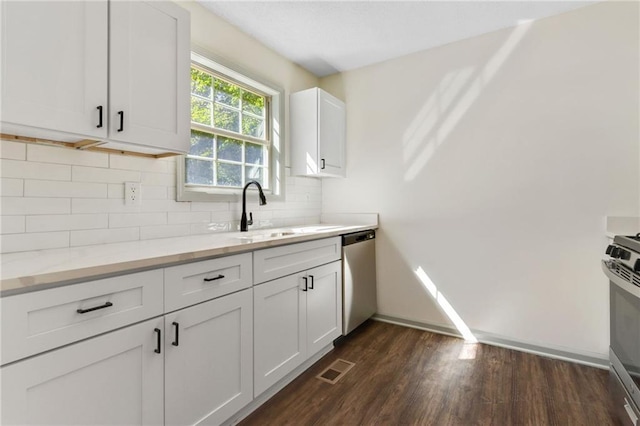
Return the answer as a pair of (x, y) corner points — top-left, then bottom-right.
(291, 88), (346, 177)
(107, 1), (190, 152)
(0, 1), (108, 139)
(0, 1), (190, 154)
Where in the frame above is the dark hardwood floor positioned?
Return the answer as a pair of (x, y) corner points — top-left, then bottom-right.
(240, 320), (621, 426)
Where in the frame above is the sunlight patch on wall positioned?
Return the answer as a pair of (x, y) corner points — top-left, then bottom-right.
(402, 20), (533, 182)
(415, 266), (478, 343)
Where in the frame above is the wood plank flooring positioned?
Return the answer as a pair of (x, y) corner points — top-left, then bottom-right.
(240, 320), (621, 426)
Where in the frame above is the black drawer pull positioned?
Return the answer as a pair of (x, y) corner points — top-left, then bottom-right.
(117, 111), (124, 132)
(96, 105), (103, 128)
(76, 301), (113, 314)
(154, 328), (161, 354)
(321, 158), (326, 169)
(172, 322), (179, 346)
(203, 274), (225, 282)
(309, 275), (315, 290)
(302, 276), (308, 292)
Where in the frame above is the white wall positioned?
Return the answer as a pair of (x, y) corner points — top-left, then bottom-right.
(321, 1), (639, 358)
(0, 1), (322, 254)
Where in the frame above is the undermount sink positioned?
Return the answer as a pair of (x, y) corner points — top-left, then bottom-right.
(235, 230), (297, 241)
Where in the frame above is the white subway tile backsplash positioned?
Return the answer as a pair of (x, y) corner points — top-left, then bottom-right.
(1, 231), (69, 253)
(72, 165), (140, 184)
(190, 201), (230, 212)
(1, 178), (24, 197)
(24, 180), (107, 198)
(168, 211), (211, 224)
(109, 212), (166, 228)
(70, 227), (139, 247)
(140, 199), (191, 213)
(141, 172), (175, 186)
(140, 224), (190, 240)
(109, 154), (171, 173)
(27, 144), (108, 168)
(0, 140), (27, 160)
(26, 214), (108, 233)
(1, 159), (71, 181)
(142, 185), (168, 200)
(2, 197), (71, 215)
(1, 216), (25, 234)
(108, 184), (124, 199)
(0, 142), (321, 254)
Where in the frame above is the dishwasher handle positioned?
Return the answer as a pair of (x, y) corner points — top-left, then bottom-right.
(342, 230), (375, 246)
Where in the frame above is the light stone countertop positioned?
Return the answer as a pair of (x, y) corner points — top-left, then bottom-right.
(0, 223), (378, 297)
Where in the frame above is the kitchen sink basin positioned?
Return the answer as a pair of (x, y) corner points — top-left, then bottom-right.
(235, 230), (297, 241)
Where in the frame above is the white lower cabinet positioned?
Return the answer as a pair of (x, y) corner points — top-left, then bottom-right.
(253, 260), (342, 397)
(0, 317), (164, 425)
(164, 288), (253, 426)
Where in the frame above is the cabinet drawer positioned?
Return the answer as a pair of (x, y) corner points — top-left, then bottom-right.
(253, 237), (341, 284)
(1, 270), (163, 366)
(164, 253), (252, 311)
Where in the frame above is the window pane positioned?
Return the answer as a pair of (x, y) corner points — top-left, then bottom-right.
(217, 136), (242, 162)
(245, 142), (264, 165)
(242, 91), (265, 117)
(242, 115), (265, 139)
(190, 130), (214, 158)
(214, 104), (240, 133)
(191, 97), (212, 126)
(191, 68), (212, 98)
(186, 158), (214, 185)
(245, 165), (263, 185)
(214, 79), (240, 107)
(217, 163), (242, 187)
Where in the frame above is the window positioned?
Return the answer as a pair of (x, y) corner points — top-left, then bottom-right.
(177, 51), (284, 201)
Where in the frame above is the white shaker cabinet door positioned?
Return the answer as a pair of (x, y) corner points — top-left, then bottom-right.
(164, 288), (253, 426)
(253, 273), (307, 397)
(109, 1), (190, 152)
(306, 260), (343, 356)
(318, 89), (346, 176)
(0, 0), (108, 138)
(0, 318), (164, 426)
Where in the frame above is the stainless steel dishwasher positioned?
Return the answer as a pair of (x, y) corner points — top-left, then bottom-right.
(342, 230), (377, 335)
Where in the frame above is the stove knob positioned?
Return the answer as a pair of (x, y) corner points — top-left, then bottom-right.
(611, 247), (621, 258)
(634, 259), (640, 273)
(619, 249), (631, 261)
(606, 245), (615, 255)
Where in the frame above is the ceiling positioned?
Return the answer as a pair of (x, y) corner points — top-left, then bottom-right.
(198, 1), (596, 77)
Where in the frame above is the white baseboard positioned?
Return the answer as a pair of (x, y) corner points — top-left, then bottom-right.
(373, 314), (609, 370)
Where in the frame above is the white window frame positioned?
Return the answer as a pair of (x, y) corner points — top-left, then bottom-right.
(177, 49), (285, 202)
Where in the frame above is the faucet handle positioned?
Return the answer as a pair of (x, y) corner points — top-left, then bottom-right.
(247, 212), (253, 226)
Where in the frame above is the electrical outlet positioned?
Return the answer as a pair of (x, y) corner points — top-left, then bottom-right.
(124, 182), (141, 206)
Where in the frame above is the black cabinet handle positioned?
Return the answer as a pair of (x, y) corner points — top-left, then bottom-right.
(154, 328), (161, 354)
(117, 111), (124, 132)
(96, 106), (103, 128)
(76, 301), (113, 314)
(302, 276), (308, 291)
(172, 322), (179, 346)
(321, 159), (325, 169)
(309, 275), (314, 290)
(203, 274), (225, 282)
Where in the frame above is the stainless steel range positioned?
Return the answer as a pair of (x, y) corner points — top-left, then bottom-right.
(603, 234), (640, 425)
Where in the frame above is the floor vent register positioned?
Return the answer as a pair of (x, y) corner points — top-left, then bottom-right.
(316, 359), (355, 385)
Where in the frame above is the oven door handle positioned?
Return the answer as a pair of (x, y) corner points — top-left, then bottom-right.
(602, 260), (640, 298)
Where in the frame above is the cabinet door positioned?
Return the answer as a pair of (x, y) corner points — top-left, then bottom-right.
(306, 261), (343, 356)
(164, 289), (253, 426)
(254, 273), (307, 397)
(318, 89), (346, 177)
(0, 318), (164, 426)
(109, 1), (190, 152)
(0, 1), (108, 138)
